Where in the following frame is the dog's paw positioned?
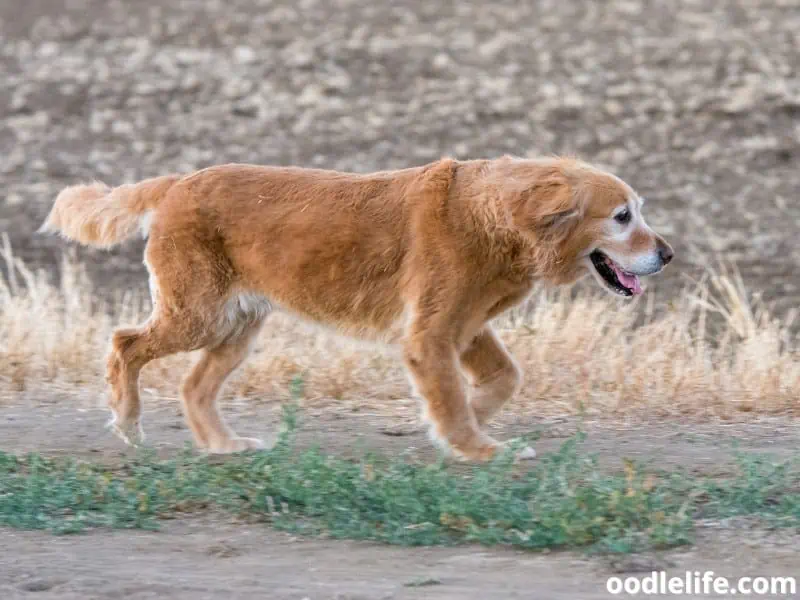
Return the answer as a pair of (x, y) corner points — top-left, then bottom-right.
(514, 445), (537, 461)
(207, 436), (267, 454)
(106, 413), (145, 447)
(497, 440), (537, 462)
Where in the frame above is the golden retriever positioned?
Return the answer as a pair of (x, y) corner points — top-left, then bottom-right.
(40, 156), (673, 462)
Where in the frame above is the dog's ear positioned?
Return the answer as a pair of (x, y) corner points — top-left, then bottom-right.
(511, 164), (581, 243)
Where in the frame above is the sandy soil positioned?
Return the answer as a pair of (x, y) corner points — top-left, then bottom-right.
(2, 0), (799, 597)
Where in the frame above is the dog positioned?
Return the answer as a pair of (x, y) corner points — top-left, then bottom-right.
(40, 156), (673, 462)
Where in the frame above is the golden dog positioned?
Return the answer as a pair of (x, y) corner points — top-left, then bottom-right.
(40, 156), (673, 461)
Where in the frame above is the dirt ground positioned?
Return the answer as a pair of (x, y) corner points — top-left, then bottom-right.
(1, 0), (800, 598)
(1, 401), (800, 599)
(4, 517), (796, 600)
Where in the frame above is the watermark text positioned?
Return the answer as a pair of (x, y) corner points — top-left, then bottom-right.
(606, 571), (796, 596)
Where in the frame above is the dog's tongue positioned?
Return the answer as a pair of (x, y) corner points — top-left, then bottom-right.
(611, 263), (643, 295)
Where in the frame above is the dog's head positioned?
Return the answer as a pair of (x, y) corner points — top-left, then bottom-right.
(503, 157), (673, 296)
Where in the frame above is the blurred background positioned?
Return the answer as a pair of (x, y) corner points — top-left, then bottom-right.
(1, 0), (799, 314)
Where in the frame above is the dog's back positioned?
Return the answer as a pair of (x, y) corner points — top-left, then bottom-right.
(41, 161), (457, 339)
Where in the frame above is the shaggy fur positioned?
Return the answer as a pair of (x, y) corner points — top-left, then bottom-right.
(40, 156), (673, 461)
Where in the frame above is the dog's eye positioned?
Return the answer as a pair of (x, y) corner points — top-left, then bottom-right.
(614, 209), (631, 225)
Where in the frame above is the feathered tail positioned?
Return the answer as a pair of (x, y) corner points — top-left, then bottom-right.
(39, 174), (180, 248)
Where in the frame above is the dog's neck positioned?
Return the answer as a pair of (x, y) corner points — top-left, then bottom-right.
(444, 158), (581, 286)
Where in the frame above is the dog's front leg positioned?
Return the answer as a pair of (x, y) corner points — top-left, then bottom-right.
(403, 329), (501, 462)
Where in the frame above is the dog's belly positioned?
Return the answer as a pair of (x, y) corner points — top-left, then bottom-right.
(275, 303), (408, 348)
(226, 289), (408, 347)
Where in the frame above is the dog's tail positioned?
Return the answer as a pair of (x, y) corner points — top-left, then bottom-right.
(39, 174), (181, 248)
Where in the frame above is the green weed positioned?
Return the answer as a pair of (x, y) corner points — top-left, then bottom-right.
(0, 407), (797, 553)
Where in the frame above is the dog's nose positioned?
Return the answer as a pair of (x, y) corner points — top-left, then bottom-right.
(658, 243), (674, 266)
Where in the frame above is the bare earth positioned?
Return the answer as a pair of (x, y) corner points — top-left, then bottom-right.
(1, 402), (800, 599)
(1, 0), (800, 598)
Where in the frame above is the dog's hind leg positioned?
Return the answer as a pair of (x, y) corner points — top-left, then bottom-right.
(180, 310), (268, 453)
(106, 314), (209, 446)
(105, 235), (234, 447)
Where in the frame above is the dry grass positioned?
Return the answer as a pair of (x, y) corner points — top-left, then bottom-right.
(1, 235), (798, 419)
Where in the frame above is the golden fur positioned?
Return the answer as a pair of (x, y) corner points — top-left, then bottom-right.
(40, 156), (673, 461)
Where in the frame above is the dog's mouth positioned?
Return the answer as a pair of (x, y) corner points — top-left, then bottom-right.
(589, 250), (643, 297)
